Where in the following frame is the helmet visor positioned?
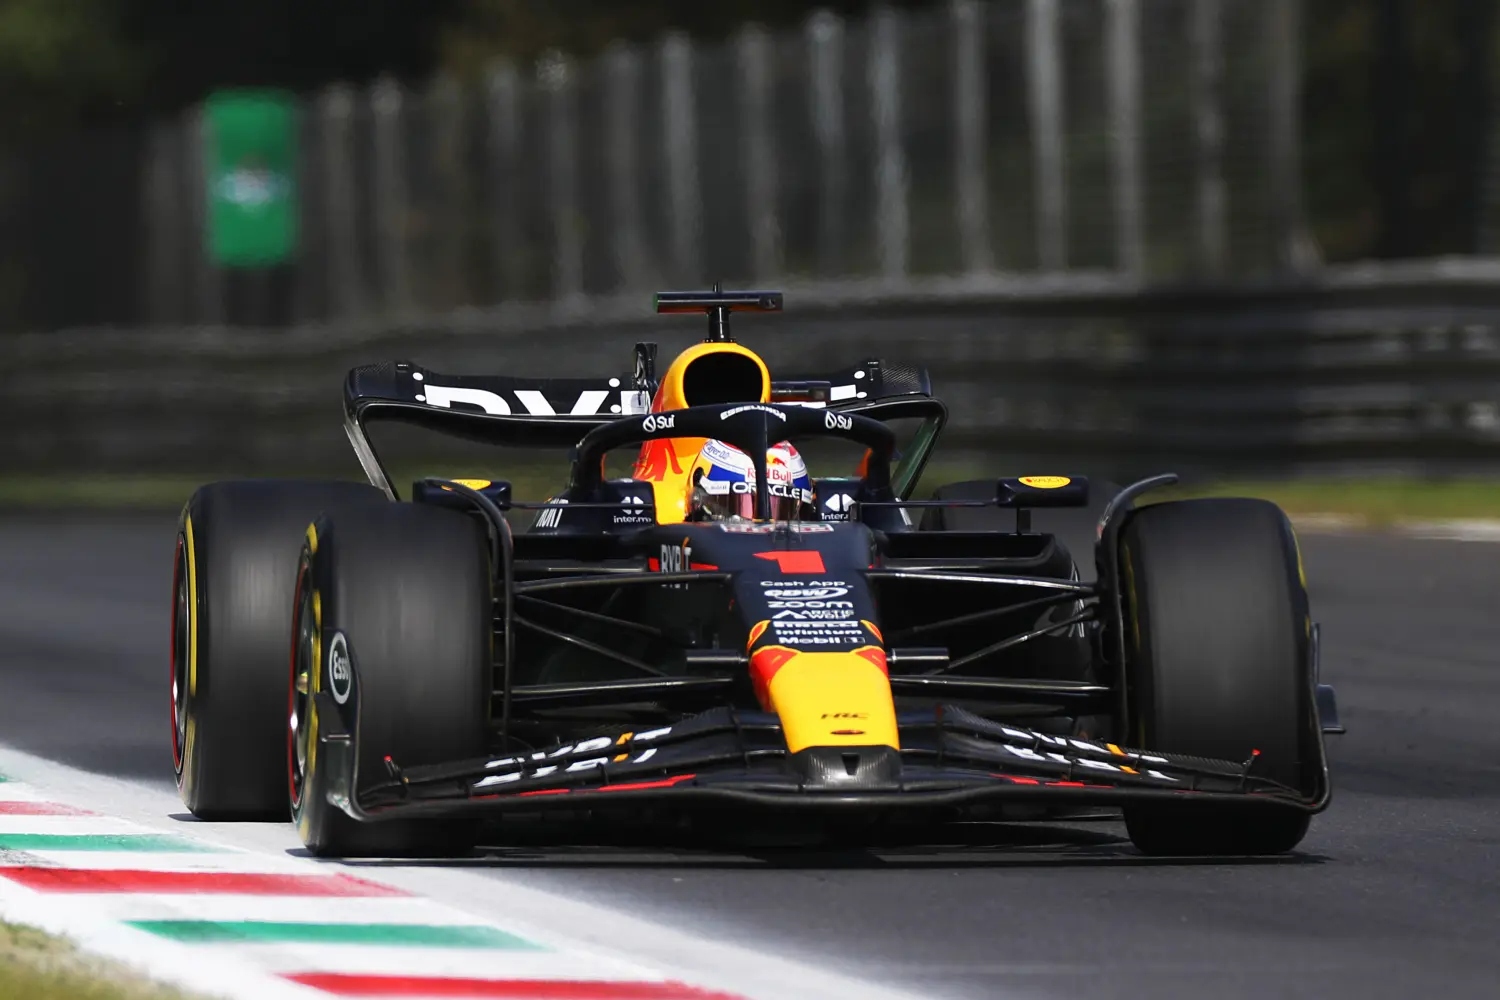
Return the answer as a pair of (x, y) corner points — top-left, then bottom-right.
(694, 482), (805, 521)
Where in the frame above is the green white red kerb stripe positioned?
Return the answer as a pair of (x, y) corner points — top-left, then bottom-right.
(0, 772), (743, 999)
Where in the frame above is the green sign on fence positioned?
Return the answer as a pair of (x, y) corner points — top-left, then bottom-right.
(204, 90), (298, 267)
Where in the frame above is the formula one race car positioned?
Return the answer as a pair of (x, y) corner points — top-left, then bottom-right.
(170, 289), (1342, 858)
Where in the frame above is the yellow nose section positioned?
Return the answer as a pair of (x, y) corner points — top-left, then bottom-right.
(752, 646), (899, 752)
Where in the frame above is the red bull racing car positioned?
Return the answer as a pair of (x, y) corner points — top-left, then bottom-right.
(170, 289), (1342, 858)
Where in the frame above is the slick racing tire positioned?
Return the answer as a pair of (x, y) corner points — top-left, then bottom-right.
(173, 480), (387, 820)
(290, 502), (490, 858)
(919, 478), (1123, 582)
(1118, 498), (1315, 856)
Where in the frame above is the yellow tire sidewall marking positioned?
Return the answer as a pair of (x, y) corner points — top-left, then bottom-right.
(297, 576), (323, 838)
(185, 515), (199, 699)
(183, 514), (199, 768)
(296, 523), (322, 834)
(308, 576), (322, 783)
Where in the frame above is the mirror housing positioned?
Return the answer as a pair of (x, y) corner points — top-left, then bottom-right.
(412, 478), (513, 511)
(995, 476), (1090, 508)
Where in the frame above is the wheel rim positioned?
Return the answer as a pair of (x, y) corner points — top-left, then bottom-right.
(288, 563), (315, 810)
(170, 535), (190, 776)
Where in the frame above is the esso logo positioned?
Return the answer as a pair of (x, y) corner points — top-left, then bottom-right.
(824, 411), (853, 431)
(643, 413), (675, 433)
(327, 631), (353, 705)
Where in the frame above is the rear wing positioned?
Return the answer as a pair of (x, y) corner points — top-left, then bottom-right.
(344, 354), (935, 436)
(341, 288), (944, 499)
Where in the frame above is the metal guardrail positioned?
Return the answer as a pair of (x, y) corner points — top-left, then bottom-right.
(7, 260), (1500, 483)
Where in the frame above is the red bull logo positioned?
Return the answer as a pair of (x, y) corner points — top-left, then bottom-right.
(766, 453), (790, 484)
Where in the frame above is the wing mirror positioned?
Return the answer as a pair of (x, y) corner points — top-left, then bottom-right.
(995, 476), (1090, 508)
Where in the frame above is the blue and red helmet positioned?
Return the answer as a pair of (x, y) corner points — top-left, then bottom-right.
(687, 439), (812, 521)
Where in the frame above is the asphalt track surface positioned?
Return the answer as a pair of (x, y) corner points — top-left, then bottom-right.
(1, 512), (1497, 1000)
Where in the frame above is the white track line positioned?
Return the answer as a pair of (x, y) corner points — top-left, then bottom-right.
(1290, 513), (1500, 543)
(0, 742), (938, 1000)
(1392, 518), (1500, 543)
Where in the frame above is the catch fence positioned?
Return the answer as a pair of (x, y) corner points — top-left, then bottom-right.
(2, 0), (1306, 332)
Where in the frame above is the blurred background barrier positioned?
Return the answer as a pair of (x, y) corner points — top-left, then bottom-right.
(6, 258), (1500, 484)
(3, 0), (1499, 492)
(0, 0), (1316, 331)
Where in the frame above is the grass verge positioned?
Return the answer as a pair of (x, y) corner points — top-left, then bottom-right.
(1140, 478), (1500, 526)
(0, 473), (1498, 527)
(0, 476), (210, 511)
(0, 920), (199, 1000)
(0, 470), (561, 513)
(911, 464), (1500, 526)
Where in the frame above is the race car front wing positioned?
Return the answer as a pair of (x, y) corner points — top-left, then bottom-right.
(311, 698), (1332, 824)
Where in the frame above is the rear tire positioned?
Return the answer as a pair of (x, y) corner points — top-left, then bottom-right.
(172, 480), (386, 820)
(1118, 498), (1315, 856)
(290, 502), (490, 858)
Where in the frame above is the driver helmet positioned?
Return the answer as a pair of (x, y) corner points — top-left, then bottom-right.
(687, 439), (812, 522)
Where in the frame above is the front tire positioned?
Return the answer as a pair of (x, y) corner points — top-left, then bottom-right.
(1118, 498), (1315, 856)
(172, 480), (386, 820)
(290, 502), (491, 857)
